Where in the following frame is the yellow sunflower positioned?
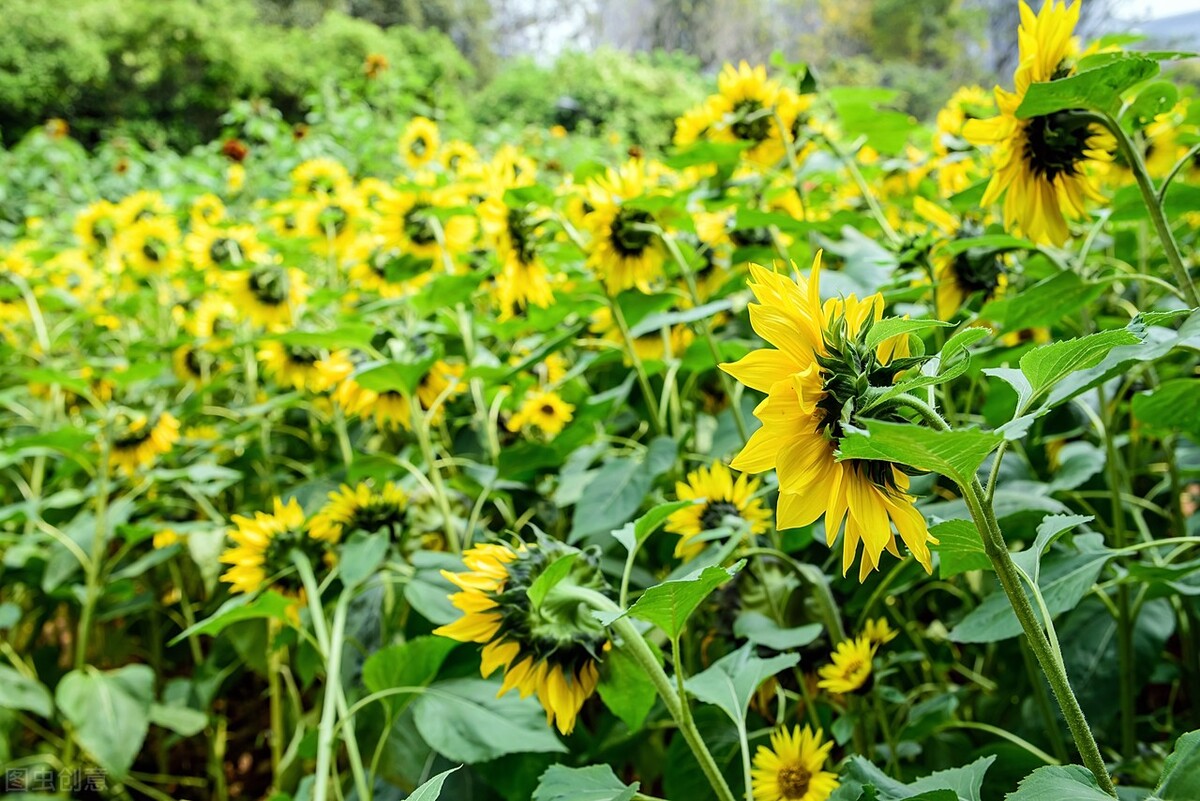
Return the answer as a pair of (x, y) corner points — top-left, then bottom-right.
(933, 86), (995, 197)
(109, 411), (180, 475)
(963, 0), (1114, 245)
(190, 194), (226, 228)
(309, 482), (408, 544)
(913, 197), (1008, 320)
(73, 200), (121, 251)
(589, 306), (695, 364)
(399, 116), (441, 170)
(116, 216), (182, 275)
(583, 160), (668, 293)
(481, 196), (554, 318)
(415, 359), (467, 421)
(346, 239), (433, 299)
(258, 341), (353, 393)
(506, 390), (575, 438)
(294, 188), (366, 257)
(173, 343), (221, 387)
(862, 617), (898, 647)
(184, 224), (267, 272)
(222, 264), (308, 330)
(665, 461), (771, 560)
(291, 158), (352, 197)
(440, 140), (479, 174)
(817, 635), (876, 694)
(434, 541), (608, 734)
(378, 184), (474, 265)
(720, 253), (936, 581)
(709, 61), (801, 166)
(220, 497), (321, 595)
(751, 725), (840, 801)
(334, 378), (412, 431)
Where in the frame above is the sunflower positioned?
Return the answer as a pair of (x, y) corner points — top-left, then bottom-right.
(861, 617), (898, 647)
(294, 188), (365, 257)
(109, 411), (180, 475)
(291, 158), (352, 197)
(719, 252), (937, 581)
(481, 197), (554, 318)
(334, 378), (413, 430)
(399, 117), (441, 170)
(415, 359), (467, 421)
(506, 390), (575, 438)
(440, 140), (479, 174)
(185, 224), (267, 272)
(751, 725), (839, 801)
(666, 461), (771, 560)
(346, 238), (433, 299)
(190, 194), (226, 228)
(817, 635), (875, 694)
(220, 497), (324, 595)
(116, 190), (170, 223)
(309, 482), (408, 544)
(222, 264), (308, 330)
(258, 341), (353, 393)
(434, 540), (609, 734)
(583, 160), (668, 293)
(116, 216), (182, 275)
(589, 306), (695, 364)
(173, 343), (221, 387)
(963, 0), (1114, 245)
(933, 86), (995, 197)
(378, 185), (474, 265)
(913, 197), (1008, 320)
(74, 200), (121, 251)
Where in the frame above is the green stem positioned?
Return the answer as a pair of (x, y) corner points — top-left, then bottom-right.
(313, 591), (351, 801)
(604, 289), (665, 435)
(409, 396), (461, 553)
(267, 619), (285, 788)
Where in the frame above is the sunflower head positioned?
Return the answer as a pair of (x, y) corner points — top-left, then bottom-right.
(220, 497), (326, 595)
(666, 461), (771, 560)
(506, 390), (575, 439)
(751, 724), (840, 801)
(434, 539), (611, 734)
(309, 482), (408, 545)
(109, 410), (180, 475)
(817, 635), (876, 695)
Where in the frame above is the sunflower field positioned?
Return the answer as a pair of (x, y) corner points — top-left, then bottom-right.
(3, 2), (1200, 800)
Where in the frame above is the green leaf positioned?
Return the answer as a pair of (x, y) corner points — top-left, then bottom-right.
(1016, 55), (1160, 118)
(570, 457), (652, 542)
(615, 499), (700, 553)
(685, 643), (799, 724)
(170, 591), (294, 644)
(1003, 272), (1105, 333)
(906, 757), (995, 801)
(733, 612), (822, 650)
(932, 519), (991, 579)
(527, 552), (580, 608)
(1018, 330), (1140, 406)
(865, 318), (951, 351)
(1010, 514), (1094, 582)
(149, 703), (207, 737)
(1133, 379), (1200, 440)
(829, 86), (917, 153)
(413, 678), (567, 762)
(597, 642), (659, 732)
(612, 563), (741, 638)
(409, 767), (462, 801)
(1125, 80), (1179, 128)
(534, 764), (639, 801)
(272, 323), (376, 352)
(1004, 765), (1113, 801)
(339, 530), (389, 587)
(837, 420), (1002, 487)
(56, 665), (154, 777)
(629, 300), (734, 339)
(361, 636), (458, 716)
(1156, 729), (1200, 801)
(0, 665), (53, 717)
(354, 356), (439, 395)
(832, 755), (994, 801)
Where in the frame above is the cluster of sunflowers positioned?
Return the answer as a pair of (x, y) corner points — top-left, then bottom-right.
(3, 2), (1200, 800)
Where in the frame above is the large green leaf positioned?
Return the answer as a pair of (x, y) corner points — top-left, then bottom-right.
(597, 641), (659, 732)
(1004, 765), (1113, 801)
(0, 665), (53, 717)
(408, 767), (461, 801)
(837, 421), (1002, 487)
(56, 665), (154, 777)
(1016, 55), (1159, 118)
(1010, 514), (1094, 582)
(170, 591), (294, 644)
(413, 679), (567, 762)
(831, 755), (994, 801)
(1132, 379), (1200, 440)
(1155, 729), (1200, 801)
(1003, 272), (1105, 333)
(607, 563), (741, 638)
(1016, 330), (1141, 407)
(570, 457), (652, 542)
(932, 519), (991, 579)
(361, 636), (458, 716)
(684, 643), (798, 724)
(733, 612), (822, 651)
(534, 764), (639, 801)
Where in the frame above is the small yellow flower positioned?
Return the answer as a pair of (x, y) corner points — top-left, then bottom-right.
(861, 617), (898, 647)
(817, 635), (876, 695)
(751, 725), (840, 801)
(665, 462), (771, 560)
(507, 390), (575, 438)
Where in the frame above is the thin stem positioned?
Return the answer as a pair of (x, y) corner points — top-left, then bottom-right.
(409, 395), (461, 553)
(267, 619), (286, 787)
(604, 289), (665, 435)
(313, 591), (351, 801)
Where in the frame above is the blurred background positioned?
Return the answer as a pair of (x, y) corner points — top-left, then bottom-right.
(2, 0), (1198, 151)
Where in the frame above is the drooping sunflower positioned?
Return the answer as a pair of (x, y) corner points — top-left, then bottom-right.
(913, 197), (1008, 320)
(963, 0), (1115, 245)
(434, 540), (609, 734)
(583, 160), (668, 294)
(720, 253), (937, 581)
(109, 411), (180, 475)
(258, 341), (353, 393)
(399, 116), (441, 170)
(751, 725), (840, 801)
(222, 264), (308, 330)
(309, 482), (408, 544)
(506, 390), (575, 438)
(665, 461), (771, 560)
(817, 635), (876, 694)
(220, 497), (324, 595)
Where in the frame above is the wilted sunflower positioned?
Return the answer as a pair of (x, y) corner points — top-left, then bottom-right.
(506, 390), (575, 438)
(817, 635), (875, 694)
(222, 264), (308, 330)
(399, 116), (441, 170)
(258, 341), (353, 393)
(666, 461), (771, 560)
(309, 482), (407, 544)
(963, 0), (1114, 245)
(583, 160), (668, 293)
(434, 540), (609, 734)
(913, 197), (1007, 319)
(220, 497), (324, 595)
(751, 725), (839, 801)
(109, 411), (180, 475)
(720, 253), (937, 581)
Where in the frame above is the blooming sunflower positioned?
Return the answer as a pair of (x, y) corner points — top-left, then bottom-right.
(335, 378), (412, 430)
(399, 116), (441, 170)
(109, 411), (180, 475)
(963, 0), (1115, 245)
(291, 158), (352, 197)
(258, 341), (353, 393)
(184, 224), (267, 272)
(220, 497), (324, 595)
(665, 461), (771, 560)
(913, 197), (1008, 320)
(720, 252), (937, 581)
(415, 359), (466, 421)
(434, 540), (609, 734)
(74, 200), (121, 251)
(222, 264), (308, 330)
(378, 185), (473, 265)
(711, 61), (800, 166)
(309, 482), (408, 544)
(933, 86), (995, 197)
(817, 635), (875, 694)
(173, 343), (221, 387)
(116, 216), (182, 275)
(583, 160), (668, 293)
(751, 725), (839, 801)
(480, 197), (554, 318)
(506, 390), (575, 438)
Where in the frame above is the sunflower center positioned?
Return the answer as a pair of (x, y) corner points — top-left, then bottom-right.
(319, 204), (349, 235)
(778, 762), (812, 799)
(142, 239), (166, 263)
(209, 237), (236, 267)
(403, 203), (438, 246)
(92, 220), (115, 246)
(539, 403), (557, 416)
(1023, 111), (1091, 181)
(248, 268), (288, 306)
(731, 99), (772, 142)
(285, 345), (321, 366)
(951, 250), (1005, 294)
(346, 500), (406, 536)
(183, 347), (204, 377)
(411, 136), (428, 157)
(730, 225), (772, 248)
(610, 207), (655, 257)
(701, 501), (741, 530)
(507, 209), (540, 265)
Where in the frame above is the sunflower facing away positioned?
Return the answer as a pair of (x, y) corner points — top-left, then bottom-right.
(665, 461), (771, 560)
(309, 482), (408, 545)
(817, 635), (876, 694)
(720, 252), (937, 581)
(751, 725), (840, 801)
(434, 540), (609, 734)
(963, 0), (1114, 245)
(109, 411), (180, 475)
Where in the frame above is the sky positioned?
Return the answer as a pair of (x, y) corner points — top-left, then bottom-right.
(1123, 0), (1200, 17)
